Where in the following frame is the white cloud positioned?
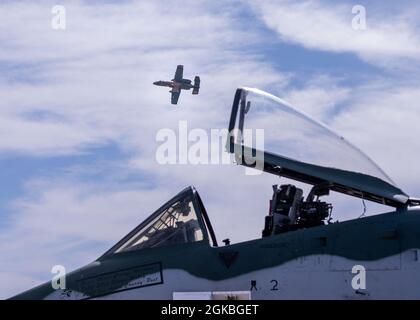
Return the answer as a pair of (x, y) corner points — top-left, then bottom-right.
(252, 0), (420, 67)
(331, 85), (420, 194)
(0, 0), (287, 156)
(282, 75), (350, 121)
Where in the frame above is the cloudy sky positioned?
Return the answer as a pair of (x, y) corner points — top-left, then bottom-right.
(1, 0), (420, 298)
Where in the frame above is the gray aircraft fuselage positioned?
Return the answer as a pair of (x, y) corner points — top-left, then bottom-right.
(153, 79), (194, 92)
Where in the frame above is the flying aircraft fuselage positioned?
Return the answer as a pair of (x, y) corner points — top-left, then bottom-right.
(153, 65), (200, 104)
(153, 79), (193, 92)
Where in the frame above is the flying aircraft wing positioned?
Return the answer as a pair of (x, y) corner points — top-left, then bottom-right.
(171, 91), (181, 105)
(173, 65), (184, 81)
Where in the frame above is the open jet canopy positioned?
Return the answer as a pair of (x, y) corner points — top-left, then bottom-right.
(227, 87), (411, 207)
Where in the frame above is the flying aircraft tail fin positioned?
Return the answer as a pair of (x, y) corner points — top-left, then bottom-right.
(192, 76), (200, 95)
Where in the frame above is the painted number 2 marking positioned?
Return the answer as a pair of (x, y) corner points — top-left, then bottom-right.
(270, 280), (279, 291)
(250, 279), (280, 291)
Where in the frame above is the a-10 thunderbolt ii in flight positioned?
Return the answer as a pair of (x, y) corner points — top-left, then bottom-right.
(153, 65), (200, 105)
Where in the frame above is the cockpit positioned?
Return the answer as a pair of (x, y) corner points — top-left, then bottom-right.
(103, 87), (417, 256)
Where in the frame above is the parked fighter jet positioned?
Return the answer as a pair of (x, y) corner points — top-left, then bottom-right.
(153, 65), (200, 105)
(11, 87), (420, 300)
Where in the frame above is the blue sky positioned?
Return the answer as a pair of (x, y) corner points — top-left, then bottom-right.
(1, 0), (420, 298)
